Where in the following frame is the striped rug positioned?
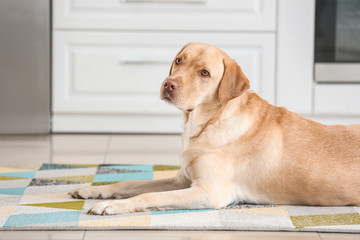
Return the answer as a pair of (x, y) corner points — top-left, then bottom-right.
(0, 163), (359, 232)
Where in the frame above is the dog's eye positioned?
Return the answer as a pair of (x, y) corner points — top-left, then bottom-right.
(175, 58), (181, 65)
(201, 70), (210, 77)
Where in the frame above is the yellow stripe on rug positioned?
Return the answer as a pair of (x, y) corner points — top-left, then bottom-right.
(0, 205), (16, 215)
(231, 206), (289, 216)
(0, 167), (32, 173)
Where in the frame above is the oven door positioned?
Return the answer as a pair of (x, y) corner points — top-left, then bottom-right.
(315, 0), (360, 83)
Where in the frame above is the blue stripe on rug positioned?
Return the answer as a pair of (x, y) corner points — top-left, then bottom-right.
(93, 171), (153, 182)
(0, 171), (36, 179)
(4, 211), (81, 227)
(0, 187), (26, 195)
(39, 164), (87, 170)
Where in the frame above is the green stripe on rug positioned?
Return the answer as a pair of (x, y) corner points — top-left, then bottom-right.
(22, 201), (85, 210)
(41, 175), (95, 183)
(91, 181), (118, 186)
(153, 165), (180, 171)
(291, 213), (360, 228)
(0, 176), (27, 180)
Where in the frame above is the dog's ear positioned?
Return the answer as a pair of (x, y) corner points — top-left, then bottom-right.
(169, 42), (194, 75)
(218, 57), (250, 105)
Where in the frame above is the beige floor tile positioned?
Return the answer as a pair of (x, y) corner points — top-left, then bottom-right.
(108, 135), (182, 153)
(0, 135), (50, 169)
(320, 233), (360, 239)
(52, 134), (110, 152)
(51, 154), (106, 164)
(106, 153), (180, 165)
(84, 230), (320, 240)
(0, 231), (85, 240)
(51, 134), (110, 164)
(105, 135), (181, 165)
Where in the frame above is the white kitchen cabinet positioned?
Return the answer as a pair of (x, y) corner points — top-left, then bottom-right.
(52, 32), (275, 133)
(52, 0), (277, 133)
(314, 84), (360, 116)
(53, 0), (276, 31)
(52, 0), (360, 133)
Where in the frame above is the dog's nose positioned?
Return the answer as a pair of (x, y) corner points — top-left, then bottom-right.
(163, 78), (179, 92)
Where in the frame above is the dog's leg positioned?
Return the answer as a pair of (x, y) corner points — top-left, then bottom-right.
(68, 172), (190, 199)
(82, 154), (234, 215)
(87, 182), (229, 215)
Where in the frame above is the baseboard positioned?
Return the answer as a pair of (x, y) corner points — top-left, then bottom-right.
(52, 113), (360, 133)
(52, 113), (183, 134)
(305, 116), (360, 125)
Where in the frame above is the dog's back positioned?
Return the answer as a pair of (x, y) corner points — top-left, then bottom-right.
(269, 106), (360, 205)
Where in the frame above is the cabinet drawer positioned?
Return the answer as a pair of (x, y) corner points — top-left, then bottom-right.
(52, 32), (275, 115)
(53, 0), (276, 31)
(314, 84), (360, 115)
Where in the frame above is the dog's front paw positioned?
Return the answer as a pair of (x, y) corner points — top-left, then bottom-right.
(87, 200), (131, 215)
(68, 185), (115, 199)
(68, 186), (99, 199)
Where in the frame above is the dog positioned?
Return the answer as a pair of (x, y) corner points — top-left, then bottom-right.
(69, 42), (360, 215)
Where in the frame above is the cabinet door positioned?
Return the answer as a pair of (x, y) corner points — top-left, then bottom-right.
(53, 32), (275, 133)
(314, 84), (360, 116)
(53, 0), (276, 31)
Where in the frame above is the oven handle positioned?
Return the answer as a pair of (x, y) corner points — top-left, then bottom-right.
(315, 63), (360, 83)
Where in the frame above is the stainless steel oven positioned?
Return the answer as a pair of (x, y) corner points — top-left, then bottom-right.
(315, 0), (360, 82)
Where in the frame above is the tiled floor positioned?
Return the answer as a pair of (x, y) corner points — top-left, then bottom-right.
(0, 134), (359, 240)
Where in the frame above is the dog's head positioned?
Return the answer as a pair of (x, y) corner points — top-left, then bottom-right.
(160, 43), (250, 112)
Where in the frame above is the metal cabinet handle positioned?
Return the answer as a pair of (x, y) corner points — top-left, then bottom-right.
(122, 0), (207, 4)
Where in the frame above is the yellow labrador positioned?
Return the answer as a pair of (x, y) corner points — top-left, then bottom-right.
(69, 43), (360, 215)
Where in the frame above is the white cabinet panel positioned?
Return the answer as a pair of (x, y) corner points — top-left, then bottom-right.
(276, 0), (315, 114)
(314, 84), (360, 115)
(53, 0), (276, 31)
(73, 47), (172, 94)
(53, 32), (275, 114)
(52, 32), (275, 133)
